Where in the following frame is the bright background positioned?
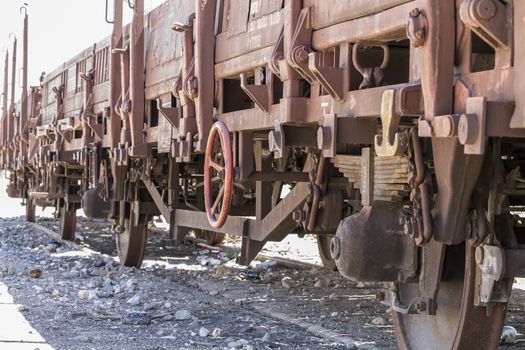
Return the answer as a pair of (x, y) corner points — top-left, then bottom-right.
(0, 0), (164, 104)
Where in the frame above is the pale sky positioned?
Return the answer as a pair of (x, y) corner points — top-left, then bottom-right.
(0, 0), (164, 103)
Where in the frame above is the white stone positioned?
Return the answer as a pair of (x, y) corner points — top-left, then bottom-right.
(127, 295), (141, 305)
(198, 327), (210, 337)
(211, 328), (224, 338)
(78, 290), (89, 300)
(371, 316), (385, 325)
(281, 277), (293, 289)
(175, 309), (191, 320)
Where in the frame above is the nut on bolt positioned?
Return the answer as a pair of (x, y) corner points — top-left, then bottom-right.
(292, 209), (306, 222)
(476, 0), (497, 20)
(458, 113), (478, 145)
(407, 7), (427, 47)
(416, 301), (427, 312)
(410, 8), (421, 17)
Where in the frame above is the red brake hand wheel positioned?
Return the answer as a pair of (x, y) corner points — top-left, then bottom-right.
(204, 121), (233, 229)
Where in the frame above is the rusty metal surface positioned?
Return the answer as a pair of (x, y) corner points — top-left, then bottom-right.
(2, 1), (525, 348)
(333, 204), (416, 282)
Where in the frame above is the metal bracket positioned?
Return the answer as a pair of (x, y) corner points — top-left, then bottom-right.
(374, 90), (407, 157)
(459, 0), (509, 49)
(268, 122), (285, 159)
(308, 52), (345, 101)
(458, 96), (487, 155)
(475, 244), (505, 303)
(156, 98), (180, 129)
(286, 7), (315, 83)
(240, 71), (270, 112)
(268, 30), (284, 80)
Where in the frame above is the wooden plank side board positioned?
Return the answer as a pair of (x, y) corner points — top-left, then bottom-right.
(144, 0), (194, 98)
(215, 9), (283, 63)
(312, 2), (414, 50)
(305, 0), (414, 30)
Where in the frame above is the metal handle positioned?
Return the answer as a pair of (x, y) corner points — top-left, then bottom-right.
(352, 41), (390, 75)
(105, 0), (114, 24)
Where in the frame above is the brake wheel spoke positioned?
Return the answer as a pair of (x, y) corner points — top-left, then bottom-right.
(212, 185), (225, 213)
(210, 160), (223, 173)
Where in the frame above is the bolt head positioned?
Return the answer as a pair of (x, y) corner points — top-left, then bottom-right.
(297, 46), (310, 62)
(417, 301), (427, 312)
(477, 0), (497, 20)
(410, 8), (421, 17)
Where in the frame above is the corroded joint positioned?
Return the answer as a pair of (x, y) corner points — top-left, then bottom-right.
(291, 45), (310, 64)
(459, 0), (509, 48)
(186, 77), (198, 99)
(407, 8), (428, 47)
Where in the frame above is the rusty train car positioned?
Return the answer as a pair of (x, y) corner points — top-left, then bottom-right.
(1, 0), (524, 348)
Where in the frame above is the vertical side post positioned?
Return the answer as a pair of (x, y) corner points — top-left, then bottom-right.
(20, 11), (28, 162)
(129, 0), (146, 156)
(511, 0), (525, 127)
(416, 0), (455, 120)
(194, 0), (217, 152)
(2, 52), (8, 154)
(8, 37), (17, 166)
(109, 0), (123, 149)
(283, 0), (302, 98)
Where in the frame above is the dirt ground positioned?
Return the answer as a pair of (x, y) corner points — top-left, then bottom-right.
(0, 210), (524, 349)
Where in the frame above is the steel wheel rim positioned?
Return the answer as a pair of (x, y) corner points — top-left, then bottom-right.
(392, 243), (506, 350)
(317, 235), (337, 271)
(115, 203), (147, 268)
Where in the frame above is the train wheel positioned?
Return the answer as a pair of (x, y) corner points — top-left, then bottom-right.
(204, 121), (234, 229)
(25, 197), (35, 223)
(317, 235), (337, 271)
(196, 230), (226, 246)
(392, 242), (507, 350)
(115, 201), (148, 268)
(59, 205), (77, 241)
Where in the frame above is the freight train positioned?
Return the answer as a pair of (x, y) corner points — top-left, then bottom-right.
(1, 1), (522, 348)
